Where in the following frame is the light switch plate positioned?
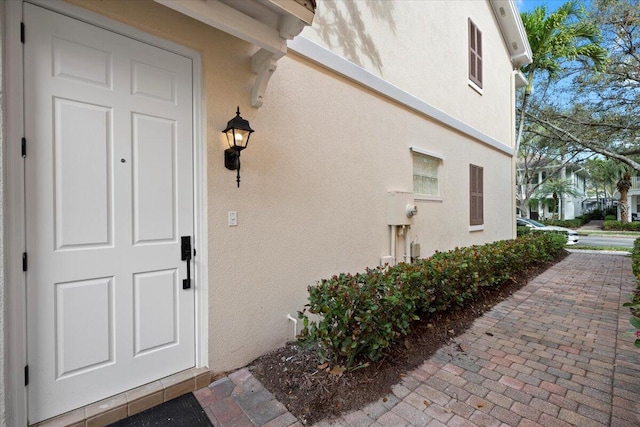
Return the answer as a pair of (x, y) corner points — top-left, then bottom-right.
(228, 211), (238, 226)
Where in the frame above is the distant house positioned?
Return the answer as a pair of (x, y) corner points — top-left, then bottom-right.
(619, 175), (640, 221)
(517, 163), (589, 220)
(0, 0), (531, 424)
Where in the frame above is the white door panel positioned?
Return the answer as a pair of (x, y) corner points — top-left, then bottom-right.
(25, 3), (195, 422)
(132, 113), (177, 244)
(53, 97), (113, 250)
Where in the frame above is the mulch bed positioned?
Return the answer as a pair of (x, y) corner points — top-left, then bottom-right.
(248, 252), (567, 425)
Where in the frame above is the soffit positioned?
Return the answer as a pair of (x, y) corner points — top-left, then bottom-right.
(154, 0), (316, 107)
(489, 0), (533, 68)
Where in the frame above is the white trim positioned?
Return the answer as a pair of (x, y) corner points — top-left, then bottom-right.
(468, 80), (483, 96)
(28, 0), (203, 58)
(513, 70), (528, 89)
(288, 36), (514, 157)
(5, 0), (28, 425)
(268, 0), (314, 25)
(154, 0), (287, 59)
(469, 225), (484, 232)
(414, 195), (443, 202)
(488, 0), (532, 67)
(409, 147), (445, 161)
(5, 3), (208, 425)
(192, 59), (209, 369)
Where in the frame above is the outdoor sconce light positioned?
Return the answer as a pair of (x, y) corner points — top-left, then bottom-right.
(223, 106), (254, 187)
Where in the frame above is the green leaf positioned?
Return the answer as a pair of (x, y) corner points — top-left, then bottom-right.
(630, 317), (640, 330)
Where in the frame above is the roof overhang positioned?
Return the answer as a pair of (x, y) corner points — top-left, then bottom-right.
(489, 0), (533, 69)
(154, 0), (316, 107)
(514, 70), (528, 88)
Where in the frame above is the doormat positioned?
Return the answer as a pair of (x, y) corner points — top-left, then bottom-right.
(109, 392), (212, 427)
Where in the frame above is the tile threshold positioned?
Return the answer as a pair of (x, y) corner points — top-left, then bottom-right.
(31, 367), (211, 427)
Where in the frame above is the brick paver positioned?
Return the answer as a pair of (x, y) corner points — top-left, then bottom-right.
(195, 252), (640, 426)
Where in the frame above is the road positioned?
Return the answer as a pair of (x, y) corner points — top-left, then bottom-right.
(577, 235), (635, 248)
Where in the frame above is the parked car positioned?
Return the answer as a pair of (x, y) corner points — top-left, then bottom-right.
(517, 218), (579, 245)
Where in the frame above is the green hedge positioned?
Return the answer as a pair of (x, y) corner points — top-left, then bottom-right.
(603, 221), (640, 231)
(298, 233), (566, 367)
(517, 226), (532, 236)
(624, 238), (640, 348)
(541, 217), (587, 228)
(632, 238), (640, 282)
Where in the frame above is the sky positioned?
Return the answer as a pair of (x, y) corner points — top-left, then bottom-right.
(516, 0), (566, 13)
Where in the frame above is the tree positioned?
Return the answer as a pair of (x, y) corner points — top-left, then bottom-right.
(534, 177), (582, 219)
(617, 171), (632, 222)
(521, 0), (640, 173)
(516, 131), (583, 218)
(585, 157), (626, 210)
(516, 1), (608, 154)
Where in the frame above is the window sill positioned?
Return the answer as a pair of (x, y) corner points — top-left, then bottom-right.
(469, 225), (484, 232)
(468, 81), (483, 95)
(414, 194), (443, 202)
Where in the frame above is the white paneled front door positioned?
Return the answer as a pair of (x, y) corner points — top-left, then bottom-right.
(24, 3), (195, 422)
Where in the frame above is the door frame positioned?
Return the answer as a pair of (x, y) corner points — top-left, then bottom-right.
(5, 1), (208, 425)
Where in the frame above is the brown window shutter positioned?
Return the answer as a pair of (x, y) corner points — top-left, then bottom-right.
(478, 166), (484, 223)
(470, 164), (484, 226)
(476, 27), (482, 86)
(469, 19), (483, 88)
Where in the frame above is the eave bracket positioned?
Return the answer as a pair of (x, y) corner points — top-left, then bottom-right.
(154, 0), (315, 108)
(251, 49), (279, 108)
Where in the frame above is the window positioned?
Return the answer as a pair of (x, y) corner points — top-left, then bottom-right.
(470, 164), (483, 226)
(468, 19), (482, 88)
(531, 174), (539, 185)
(413, 153), (440, 196)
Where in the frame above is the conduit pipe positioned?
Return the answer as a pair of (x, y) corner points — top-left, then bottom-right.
(404, 226), (411, 263)
(390, 225), (397, 265)
(287, 314), (298, 340)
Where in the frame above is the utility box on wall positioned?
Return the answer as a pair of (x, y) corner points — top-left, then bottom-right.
(387, 191), (416, 225)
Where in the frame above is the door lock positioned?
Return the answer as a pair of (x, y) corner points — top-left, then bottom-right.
(181, 236), (192, 289)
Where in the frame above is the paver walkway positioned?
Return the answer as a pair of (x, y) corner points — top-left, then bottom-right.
(194, 253), (640, 426)
(578, 220), (605, 231)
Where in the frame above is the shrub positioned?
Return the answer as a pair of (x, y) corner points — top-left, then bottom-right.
(632, 238), (640, 282)
(541, 218), (585, 228)
(606, 206), (618, 217)
(624, 238), (640, 348)
(298, 233), (566, 367)
(586, 209), (604, 220)
(603, 221), (640, 231)
(517, 226), (532, 237)
(605, 215), (617, 221)
(300, 269), (421, 366)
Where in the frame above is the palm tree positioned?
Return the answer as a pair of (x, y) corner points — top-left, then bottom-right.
(516, 1), (608, 153)
(617, 171), (632, 223)
(586, 158), (626, 211)
(535, 177), (582, 220)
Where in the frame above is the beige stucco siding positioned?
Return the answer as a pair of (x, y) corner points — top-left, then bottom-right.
(0, 1), (6, 424)
(64, 0), (515, 373)
(302, 0), (515, 146)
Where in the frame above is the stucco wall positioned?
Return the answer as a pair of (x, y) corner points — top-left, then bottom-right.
(0, 0), (6, 424)
(61, 0), (516, 374)
(302, 0), (515, 147)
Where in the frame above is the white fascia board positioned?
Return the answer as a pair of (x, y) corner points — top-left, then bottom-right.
(514, 70), (528, 88)
(155, 0), (287, 58)
(410, 147), (445, 161)
(288, 37), (514, 157)
(265, 0), (314, 25)
(489, 0), (532, 68)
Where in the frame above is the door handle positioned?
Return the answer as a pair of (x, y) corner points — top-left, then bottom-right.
(181, 236), (192, 289)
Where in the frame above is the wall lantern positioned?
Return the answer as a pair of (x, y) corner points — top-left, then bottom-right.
(223, 106), (254, 187)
